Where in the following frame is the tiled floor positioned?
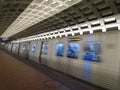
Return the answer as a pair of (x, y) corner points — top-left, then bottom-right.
(0, 50), (70, 90)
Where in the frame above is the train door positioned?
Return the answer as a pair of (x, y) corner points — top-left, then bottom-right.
(11, 43), (13, 52)
(15, 43), (19, 55)
(14, 43), (19, 55)
(18, 43), (21, 55)
(26, 42), (30, 59)
(31, 43), (36, 60)
(22, 44), (27, 58)
(12, 44), (16, 54)
(39, 41), (48, 66)
(22, 43), (30, 59)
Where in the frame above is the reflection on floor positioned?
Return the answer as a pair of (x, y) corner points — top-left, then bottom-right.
(0, 50), (70, 90)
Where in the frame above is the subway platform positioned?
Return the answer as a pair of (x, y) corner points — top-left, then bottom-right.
(0, 49), (106, 90)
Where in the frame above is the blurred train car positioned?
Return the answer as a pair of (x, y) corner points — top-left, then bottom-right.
(11, 31), (120, 90)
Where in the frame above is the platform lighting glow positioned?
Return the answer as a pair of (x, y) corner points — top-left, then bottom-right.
(104, 17), (116, 22)
(11, 15), (120, 43)
(102, 27), (106, 32)
(1, 0), (82, 38)
(81, 24), (87, 27)
(91, 21), (100, 25)
(90, 30), (93, 34)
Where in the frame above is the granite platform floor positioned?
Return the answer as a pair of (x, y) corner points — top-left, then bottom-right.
(0, 49), (107, 90)
(0, 50), (70, 90)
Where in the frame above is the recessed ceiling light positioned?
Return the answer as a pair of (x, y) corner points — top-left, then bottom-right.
(31, 3), (35, 6)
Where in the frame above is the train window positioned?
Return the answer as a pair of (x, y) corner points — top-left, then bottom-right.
(66, 43), (80, 59)
(41, 42), (48, 55)
(32, 44), (36, 55)
(13, 46), (16, 51)
(23, 45), (26, 51)
(13, 44), (19, 52)
(82, 42), (101, 62)
(56, 43), (64, 57)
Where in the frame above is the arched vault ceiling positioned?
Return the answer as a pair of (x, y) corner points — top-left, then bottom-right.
(0, 0), (33, 36)
(0, 0), (120, 40)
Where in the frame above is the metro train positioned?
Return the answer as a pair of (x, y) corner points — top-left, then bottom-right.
(5, 31), (120, 90)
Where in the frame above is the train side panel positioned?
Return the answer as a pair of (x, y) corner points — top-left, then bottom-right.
(46, 31), (120, 90)
(91, 32), (120, 90)
(47, 38), (84, 79)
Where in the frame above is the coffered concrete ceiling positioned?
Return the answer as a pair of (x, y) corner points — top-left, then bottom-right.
(0, 0), (120, 40)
